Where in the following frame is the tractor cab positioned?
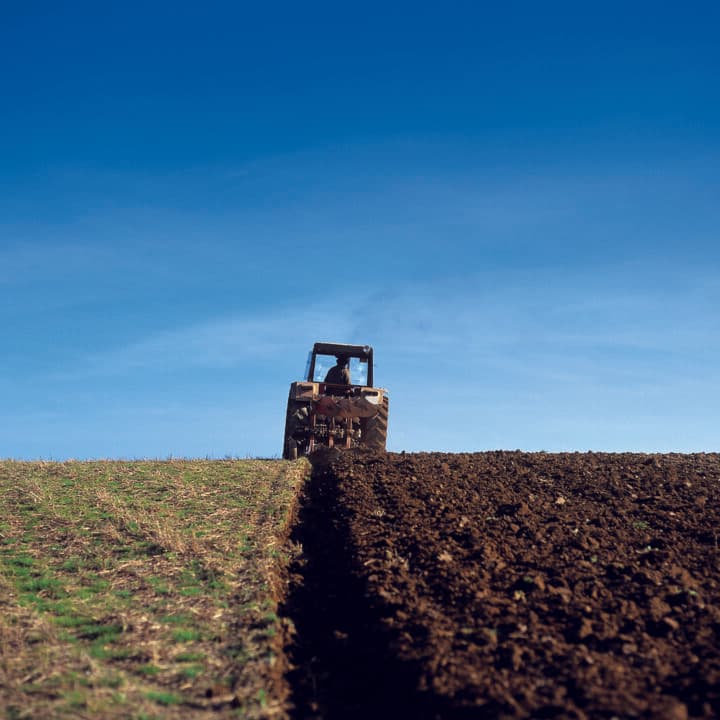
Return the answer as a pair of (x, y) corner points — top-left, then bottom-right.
(304, 343), (374, 388)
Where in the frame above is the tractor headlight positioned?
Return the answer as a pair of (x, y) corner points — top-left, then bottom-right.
(292, 383), (316, 400)
(361, 390), (380, 405)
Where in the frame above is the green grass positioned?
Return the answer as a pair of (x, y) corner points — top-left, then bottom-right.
(145, 690), (181, 706)
(171, 628), (202, 642)
(0, 458), (309, 719)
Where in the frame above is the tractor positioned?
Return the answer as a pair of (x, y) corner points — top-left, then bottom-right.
(282, 342), (389, 459)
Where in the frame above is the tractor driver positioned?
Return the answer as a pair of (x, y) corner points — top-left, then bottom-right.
(324, 355), (351, 387)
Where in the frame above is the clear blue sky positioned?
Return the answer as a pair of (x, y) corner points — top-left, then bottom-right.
(2, 1), (718, 458)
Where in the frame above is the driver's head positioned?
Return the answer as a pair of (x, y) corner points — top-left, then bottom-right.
(336, 355), (349, 366)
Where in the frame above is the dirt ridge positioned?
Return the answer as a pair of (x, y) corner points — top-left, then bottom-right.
(282, 452), (441, 719)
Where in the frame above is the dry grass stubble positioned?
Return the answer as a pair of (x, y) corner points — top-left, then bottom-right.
(0, 458), (309, 719)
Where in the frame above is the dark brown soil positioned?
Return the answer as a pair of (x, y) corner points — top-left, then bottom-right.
(287, 451), (720, 719)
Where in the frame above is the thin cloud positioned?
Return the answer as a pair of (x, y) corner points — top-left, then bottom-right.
(79, 266), (719, 379)
(79, 305), (360, 376)
(0, 241), (119, 286)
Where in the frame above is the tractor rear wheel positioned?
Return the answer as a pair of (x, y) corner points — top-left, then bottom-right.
(361, 396), (389, 451)
(283, 399), (310, 459)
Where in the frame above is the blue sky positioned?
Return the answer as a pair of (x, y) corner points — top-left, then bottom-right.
(1, 1), (718, 458)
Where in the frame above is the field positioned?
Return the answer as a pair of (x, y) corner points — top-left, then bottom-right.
(288, 451), (720, 719)
(2, 452), (719, 719)
(0, 459), (308, 720)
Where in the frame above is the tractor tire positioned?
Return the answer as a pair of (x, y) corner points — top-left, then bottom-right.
(285, 438), (298, 461)
(283, 399), (310, 459)
(361, 396), (389, 451)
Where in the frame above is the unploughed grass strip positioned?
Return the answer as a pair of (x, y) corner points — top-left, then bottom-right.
(0, 459), (308, 720)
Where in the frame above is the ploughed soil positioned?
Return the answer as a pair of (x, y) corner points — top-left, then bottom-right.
(285, 451), (720, 719)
